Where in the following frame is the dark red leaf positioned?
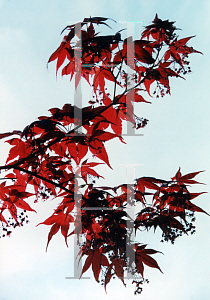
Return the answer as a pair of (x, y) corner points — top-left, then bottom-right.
(80, 250), (94, 278)
(92, 249), (101, 282)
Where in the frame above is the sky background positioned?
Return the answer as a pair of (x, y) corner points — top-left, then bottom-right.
(0, 0), (210, 299)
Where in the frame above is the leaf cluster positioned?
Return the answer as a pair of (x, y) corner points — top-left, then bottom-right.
(0, 15), (206, 294)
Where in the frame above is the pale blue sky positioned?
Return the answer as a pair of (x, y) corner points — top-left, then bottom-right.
(0, 0), (210, 299)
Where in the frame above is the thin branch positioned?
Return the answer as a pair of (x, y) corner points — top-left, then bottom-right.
(15, 166), (74, 195)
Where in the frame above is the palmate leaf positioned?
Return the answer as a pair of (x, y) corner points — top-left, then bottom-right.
(134, 244), (163, 277)
(171, 168), (205, 185)
(37, 212), (74, 250)
(80, 249), (110, 282)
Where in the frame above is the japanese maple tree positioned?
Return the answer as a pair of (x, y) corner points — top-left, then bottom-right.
(0, 15), (208, 295)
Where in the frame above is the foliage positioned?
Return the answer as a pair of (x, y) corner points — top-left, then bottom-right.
(0, 15), (207, 295)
